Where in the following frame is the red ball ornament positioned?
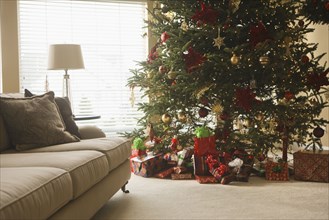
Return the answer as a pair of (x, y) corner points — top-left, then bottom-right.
(301, 54), (309, 64)
(284, 91), (295, 101)
(313, 126), (325, 138)
(198, 107), (209, 118)
(200, 97), (209, 106)
(257, 153), (266, 162)
(161, 32), (170, 43)
(298, 20), (304, 27)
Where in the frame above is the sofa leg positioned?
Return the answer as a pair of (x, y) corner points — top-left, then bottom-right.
(121, 181), (129, 193)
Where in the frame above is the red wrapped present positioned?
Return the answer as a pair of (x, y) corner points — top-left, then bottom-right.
(171, 173), (193, 180)
(131, 154), (166, 177)
(131, 149), (139, 158)
(195, 175), (218, 184)
(293, 150), (329, 183)
(265, 159), (289, 181)
(154, 167), (174, 179)
(163, 152), (178, 166)
(173, 166), (188, 174)
(130, 149), (147, 172)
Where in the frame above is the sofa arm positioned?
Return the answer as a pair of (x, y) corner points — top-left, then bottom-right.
(78, 125), (106, 139)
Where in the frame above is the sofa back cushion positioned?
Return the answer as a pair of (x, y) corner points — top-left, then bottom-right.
(0, 93), (23, 152)
(0, 115), (11, 152)
(0, 91), (80, 151)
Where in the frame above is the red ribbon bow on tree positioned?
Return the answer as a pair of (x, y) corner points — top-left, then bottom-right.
(192, 2), (220, 25)
(249, 21), (272, 48)
(235, 87), (260, 112)
(183, 47), (206, 73)
(306, 69), (329, 91)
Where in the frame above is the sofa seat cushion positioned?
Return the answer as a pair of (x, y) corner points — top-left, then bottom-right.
(15, 137), (132, 172)
(0, 167), (72, 220)
(0, 150), (109, 198)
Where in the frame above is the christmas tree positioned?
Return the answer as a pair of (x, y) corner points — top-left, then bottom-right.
(127, 0), (329, 162)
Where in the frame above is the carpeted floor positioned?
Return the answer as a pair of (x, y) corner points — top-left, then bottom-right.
(92, 173), (329, 220)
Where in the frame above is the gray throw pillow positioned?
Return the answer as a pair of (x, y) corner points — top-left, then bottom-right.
(0, 91), (80, 151)
(0, 115), (11, 151)
(24, 89), (81, 138)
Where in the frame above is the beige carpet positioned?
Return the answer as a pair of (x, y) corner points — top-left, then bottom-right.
(92, 173), (329, 220)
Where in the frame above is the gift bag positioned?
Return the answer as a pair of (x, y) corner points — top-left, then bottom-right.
(193, 134), (218, 175)
(194, 126), (218, 156)
(194, 136), (217, 156)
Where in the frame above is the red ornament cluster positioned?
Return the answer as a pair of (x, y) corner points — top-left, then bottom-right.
(148, 43), (159, 63)
(306, 69), (329, 91)
(235, 87), (260, 112)
(183, 47), (206, 73)
(191, 2), (220, 25)
(249, 21), (272, 48)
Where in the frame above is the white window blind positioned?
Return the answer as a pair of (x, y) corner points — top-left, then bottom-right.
(18, 0), (147, 136)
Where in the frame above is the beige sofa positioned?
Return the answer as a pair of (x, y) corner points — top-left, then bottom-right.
(0, 93), (132, 219)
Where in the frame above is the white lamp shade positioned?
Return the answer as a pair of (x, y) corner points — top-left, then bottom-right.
(48, 44), (85, 70)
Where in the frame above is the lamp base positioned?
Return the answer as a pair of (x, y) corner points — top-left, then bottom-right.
(63, 72), (71, 98)
(63, 71), (73, 111)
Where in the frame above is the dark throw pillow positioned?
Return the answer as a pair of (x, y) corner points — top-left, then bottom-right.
(0, 91), (80, 151)
(24, 89), (81, 138)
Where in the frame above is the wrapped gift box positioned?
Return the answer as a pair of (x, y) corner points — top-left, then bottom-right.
(195, 175), (218, 184)
(177, 146), (194, 166)
(265, 160), (289, 181)
(131, 154), (166, 177)
(293, 150), (329, 183)
(163, 152), (178, 166)
(154, 167), (174, 179)
(171, 173), (193, 180)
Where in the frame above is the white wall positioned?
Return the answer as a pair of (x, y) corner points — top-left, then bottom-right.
(0, 0), (19, 93)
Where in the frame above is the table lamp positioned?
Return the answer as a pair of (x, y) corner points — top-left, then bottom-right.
(47, 44), (84, 102)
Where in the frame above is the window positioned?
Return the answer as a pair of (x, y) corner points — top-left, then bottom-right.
(18, 0), (147, 136)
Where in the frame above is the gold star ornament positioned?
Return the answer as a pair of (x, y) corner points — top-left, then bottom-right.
(213, 36), (224, 49)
